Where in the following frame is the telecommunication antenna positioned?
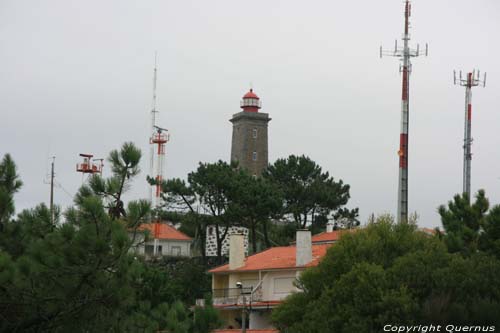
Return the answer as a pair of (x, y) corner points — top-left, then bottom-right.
(453, 69), (486, 201)
(147, 53), (170, 256)
(150, 53), (159, 204)
(380, 0), (427, 223)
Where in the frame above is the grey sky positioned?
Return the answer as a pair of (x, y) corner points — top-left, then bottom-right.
(1, 0), (499, 228)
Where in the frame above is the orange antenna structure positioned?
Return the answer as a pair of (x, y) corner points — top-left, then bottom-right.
(76, 153), (103, 174)
(150, 126), (169, 208)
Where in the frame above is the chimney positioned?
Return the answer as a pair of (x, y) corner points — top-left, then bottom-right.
(326, 222), (334, 233)
(296, 229), (312, 267)
(229, 233), (245, 270)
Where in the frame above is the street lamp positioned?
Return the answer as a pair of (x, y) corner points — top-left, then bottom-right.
(236, 282), (246, 333)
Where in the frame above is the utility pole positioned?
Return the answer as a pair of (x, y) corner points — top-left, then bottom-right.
(380, 0), (427, 223)
(454, 70), (486, 201)
(50, 156), (55, 224)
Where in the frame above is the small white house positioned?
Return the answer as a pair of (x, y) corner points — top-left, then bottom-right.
(131, 222), (192, 258)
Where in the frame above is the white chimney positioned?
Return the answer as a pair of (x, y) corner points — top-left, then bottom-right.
(326, 222), (334, 233)
(296, 229), (312, 267)
(229, 233), (245, 270)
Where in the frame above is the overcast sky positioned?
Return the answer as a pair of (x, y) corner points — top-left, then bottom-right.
(1, 0), (499, 228)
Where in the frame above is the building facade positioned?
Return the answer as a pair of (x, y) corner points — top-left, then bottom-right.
(131, 222), (192, 259)
(205, 225), (249, 257)
(208, 231), (330, 331)
(230, 89), (271, 176)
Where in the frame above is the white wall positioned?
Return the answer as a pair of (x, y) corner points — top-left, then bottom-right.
(249, 311), (272, 329)
(129, 233), (191, 257)
(261, 270), (301, 301)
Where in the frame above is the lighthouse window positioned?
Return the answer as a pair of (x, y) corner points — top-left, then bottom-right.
(252, 128), (258, 139)
(252, 152), (257, 161)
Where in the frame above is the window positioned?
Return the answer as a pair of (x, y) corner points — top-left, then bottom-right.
(157, 245), (163, 255)
(273, 277), (296, 294)
(145, 245), (154, 255)
(252, 151), (257, 161)
(171, 246), (181, 256)
(252, 128), (258, 139)
(208, 227), (213, 235)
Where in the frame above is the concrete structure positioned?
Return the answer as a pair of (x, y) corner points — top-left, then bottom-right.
(229, 234), (245, 270)
(131, 222), (192, 259)
(295, 230), (312, 267)
(206, 225), (249, 257)
(208, 230), (330, 331)
(230, 89), (271, 176)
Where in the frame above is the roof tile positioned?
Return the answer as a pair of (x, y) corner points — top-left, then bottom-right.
(209, 244), (330, 273)
(137, 223), (192, 241)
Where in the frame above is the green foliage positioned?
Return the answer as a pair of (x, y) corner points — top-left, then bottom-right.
(160, 160), (281, 259)
(159, 161), (238, 262)
(0, 196), (144, 331)
(0, 148), (221, 332)
(263, 155), (357, 230)
(76, 142), (142, 219)
(0, 154), (23, 226)
(438, 190), (489, 255)
(272, 218), (500, 332)
(438, 190), (500, 260)
(140, 258), (212, 306)
(479, 205), (500, 258)
(230, 171), (282, 252)
(192, 296), (224, 333)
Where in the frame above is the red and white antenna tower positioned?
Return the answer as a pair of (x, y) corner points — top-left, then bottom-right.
(149, 54), (170, 219)
(381, 0), (427, 223)
(454, 69), (486, 201)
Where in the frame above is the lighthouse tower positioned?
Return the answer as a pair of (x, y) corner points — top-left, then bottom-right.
(230, 89), (271, 176)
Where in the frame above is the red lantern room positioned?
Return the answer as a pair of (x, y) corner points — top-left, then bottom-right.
(240, 89), (261, 113)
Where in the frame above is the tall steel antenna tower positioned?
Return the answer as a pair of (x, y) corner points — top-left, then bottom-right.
(148, 53), (170, 218)
(453, 69), (486, 201)
(381, 0), (427, 223)
(149, 52), (159, 204)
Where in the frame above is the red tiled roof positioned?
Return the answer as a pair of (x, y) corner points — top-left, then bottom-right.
(420, 227), (441, 235)
(212, 328), (279, 333)
(137, 223), (192, 241)
(311, 229), (356, 243)
(209, 244), (330, 273)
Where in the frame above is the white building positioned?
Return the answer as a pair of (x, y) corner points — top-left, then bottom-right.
(131, 222), (192, 258)
(208, 230), (331, 331)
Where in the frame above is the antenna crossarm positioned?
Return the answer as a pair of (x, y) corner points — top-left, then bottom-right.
(380, 49), (404, 58)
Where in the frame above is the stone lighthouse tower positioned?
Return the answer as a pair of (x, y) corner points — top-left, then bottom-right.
(230, 89), (271, 176)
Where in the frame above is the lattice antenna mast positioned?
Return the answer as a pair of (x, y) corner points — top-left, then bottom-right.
(149, 53), (159, 204)
(380, 0), (427, 224)
(148, 53), (170, 222)
(453, 69), (486, 201)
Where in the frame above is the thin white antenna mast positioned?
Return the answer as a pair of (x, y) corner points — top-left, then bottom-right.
(149, 52), (159, 204)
